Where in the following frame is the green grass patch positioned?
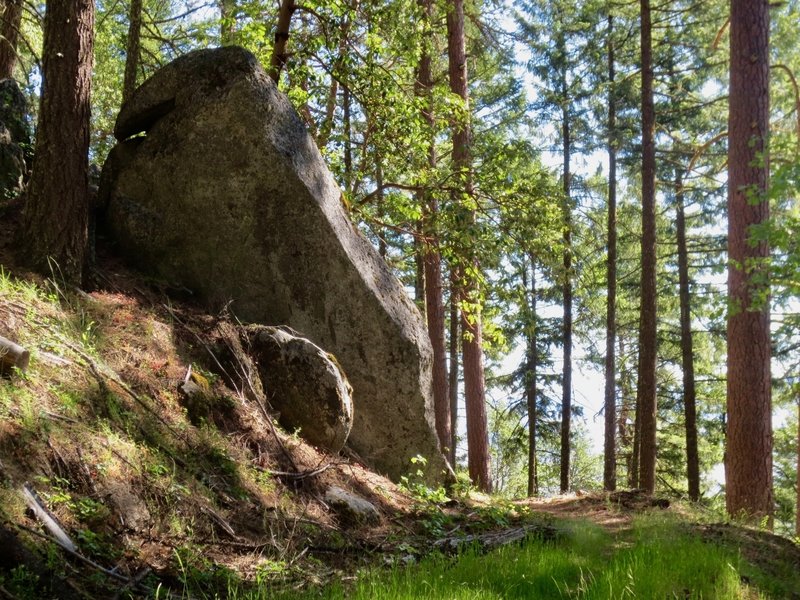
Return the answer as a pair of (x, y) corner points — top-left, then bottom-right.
(218, 513), (784, 600)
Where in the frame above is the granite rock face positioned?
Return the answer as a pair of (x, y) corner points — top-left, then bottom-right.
(99, 47), (448, 482)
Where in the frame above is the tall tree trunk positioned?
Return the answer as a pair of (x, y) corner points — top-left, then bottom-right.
(725, 0), (772, 523)
(603, 12), (617, 492)
(21, 0), (94, 286)
(268, 0), (296, 84)
(447, 0), (491, 492)
(559, 34), (573, 495)
(796, 395), (799, 538)
(524, 256), (538, 497)
(637, 0), (658, 494)
(0, 0), (23, 79)
(416, 0), (450, 455)
(675, 170), (700, 501)
(219, 0), (236, 45)
(122, 0), (143, 104)
(449, 276), (459, 466)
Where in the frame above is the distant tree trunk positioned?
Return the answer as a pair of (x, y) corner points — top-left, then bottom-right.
(675, 170), (700, 501)
(268, 0), (296, 84)
(603, 12), (617, 493)
(637, 0), (658, 495)
(725, 0), (772, 523)
(219, 0), (236, 45)
(524, 257), (538, 497)
(559, 32), (573, 495)
(416, 0), (450, 456)
(618, 336), (637, 488)
(0, 0), (23, 79)
(449, 277), (459, 466)
(122, 0), (142, 104)
(342, 85), (353, 194)
(796, 395), (799, 538)
(447, 0), (491, 492)
(21, 0), (94, 285)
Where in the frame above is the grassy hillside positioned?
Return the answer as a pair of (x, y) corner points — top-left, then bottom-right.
(0, 254), (797, 599)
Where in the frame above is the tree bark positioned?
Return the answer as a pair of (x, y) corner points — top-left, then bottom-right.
(675, 170), (700, 501)
(447, 0), (491, 492)
(725, 0), (772, 523)
(416, 0), (450, 457)
(0, 0), (23, 80)
(603, 12), (617, 493)
(796, 395), (799, 538)
(122, 0), (143, 104)
(637, 0), (658, 495)
(559, 29), (572, 495)
(21, 0), (94, 286)
(268, 0), (296, 84)
(524, 257), (538, 497)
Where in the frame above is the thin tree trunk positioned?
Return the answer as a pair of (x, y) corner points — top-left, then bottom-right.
(0, 0), (23, 79)
(268, 0), (296, 84)
(342, 85), (352, 194)
(559, 34), (573, 495)
(122, 0), (143, 104)
(219, 0), (236, 45)
(796, 395), (799, 538)
(637, 0), (658, 495)
(675, 170), (700, 501)
(603, 12), (617, 493)
(21, 0), (94, 286)
(524, 257), (538, 497)
(449, 275), (459, 466)
(416, 0), (450, 456)
(447, 0), (490, 492)
(618, 336), (637, 488)
(725, 0), (772, 523)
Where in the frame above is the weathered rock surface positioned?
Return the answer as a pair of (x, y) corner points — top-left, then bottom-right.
(248, 325), (353, 452)
(99, 47), (447, 482)
(324, 486), (381, 526)
(0, 79), (29, 200)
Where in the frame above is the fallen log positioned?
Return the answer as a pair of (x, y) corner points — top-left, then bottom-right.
(0, 335), (29, 375)
(433, 522), (559, 554)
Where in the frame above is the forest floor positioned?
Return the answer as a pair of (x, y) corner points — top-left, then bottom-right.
(0, 204), (798, 599)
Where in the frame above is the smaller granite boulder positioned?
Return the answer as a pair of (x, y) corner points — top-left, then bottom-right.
(248, 325), (353, 452)
(324, 486), (381, 526)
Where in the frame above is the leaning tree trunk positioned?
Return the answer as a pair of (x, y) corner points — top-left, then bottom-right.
(603, 11), (617, 492)
(268, 0), (296, 83)
(22, 0), (94, 286)
(122, 0), (143, 104)
(0, 0), (23, 79)
(637, 0), (658, 495)
(675, 170), (700, 501)
(447, 0), (491, 492)
(725, 0), (772, 524)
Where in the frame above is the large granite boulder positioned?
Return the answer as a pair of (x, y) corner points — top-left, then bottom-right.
(99, 47), (448, 482)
